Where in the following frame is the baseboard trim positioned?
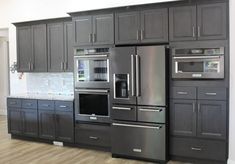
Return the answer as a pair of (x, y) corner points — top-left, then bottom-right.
(228, 159), (235, 164)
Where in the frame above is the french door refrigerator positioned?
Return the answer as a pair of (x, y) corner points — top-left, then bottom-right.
(110, 45), (168, 162)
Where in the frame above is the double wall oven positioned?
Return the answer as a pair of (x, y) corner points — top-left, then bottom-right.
(74, 47), (111, 123)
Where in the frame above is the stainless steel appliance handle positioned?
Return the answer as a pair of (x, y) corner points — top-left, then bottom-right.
(198, 26), (201, 37)
(173, 56), (221, 59)
(177, 91), (188, 95)
(136, 30), (139, 41)
(75, 54), (108, 58)
(89, 33), (92, 43)
(112, 107), (132, 111)
(131, 54), (135, 96)
(138, 108), (163, 112)
(191, 147), (202, 151)
(89, 136), (98, 140)
(28, 62), (31, 70)
(76, 89), (109, 93)
(193, 102), (195, 113)
(192, 26), (195, 37)
(140, 30), (144, 40)
(59, 105), (67, 108)
(205, 92), (217, 96)
(136, 55), (140, 97)
(112, 123), (162, 130)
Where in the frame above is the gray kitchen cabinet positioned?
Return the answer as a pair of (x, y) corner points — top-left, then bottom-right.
(169, 3), (227, 41)
(64, 21), (74, 72)
(115, 11), (140, 44)
(21, 108), (38, 137)
(169, 6), (197, 41)
(140, 8), (168, 43)
(93, 14), (114, 45)
(32, 24), (47, 72)
(73, 14), (114, 46)
(56, 111), (74, 143)
(38, 110), (56, 140)
(8, 108), (22, 135)
(170, 99), (197, 137)
(197, 3), (227, 40)
(74, 16), (92, 46)
(47, 22), (64, 72)
(17, 26), (32, 72)
(197, 100), (226, 140)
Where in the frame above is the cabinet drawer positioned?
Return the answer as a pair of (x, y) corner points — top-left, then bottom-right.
(22, 99), (37, 109)
(38, 100), (54, 110)
(7, 98), (21, 108)
(55, 101), (73, 112)
(172, 87), (196, 99)
(111, 105), (136, 121)
(112, 123), (166, 161)
(137, 107), (165, 123)
(75, 123), (110, 147)
(170, 137), (227, 161)
(198, 87), (227, 100)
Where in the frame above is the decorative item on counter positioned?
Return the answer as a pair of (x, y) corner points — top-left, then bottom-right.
(10, 62), (17, 73)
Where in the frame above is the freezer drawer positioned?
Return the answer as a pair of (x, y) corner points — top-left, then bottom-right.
(111, 122), (166, 161)
(137, 107), (165, 123)
(111, 105), (136, 121)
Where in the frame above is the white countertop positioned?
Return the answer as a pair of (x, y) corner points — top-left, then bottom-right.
(8, 93), (74, 101)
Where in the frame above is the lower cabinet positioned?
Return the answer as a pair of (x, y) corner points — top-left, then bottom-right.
(56, 111), (74, 142)
(8, 108), (22, 135)
(75, 123), (110, 148)
(22, 108), (38, 137)
(170, 137), (227, 161)
(7, 98), (74, 143)
(38, 110), (56, 140)
(111, 122), (166, 161)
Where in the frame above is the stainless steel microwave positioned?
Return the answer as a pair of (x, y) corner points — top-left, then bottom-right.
(172, 47), (225, 79)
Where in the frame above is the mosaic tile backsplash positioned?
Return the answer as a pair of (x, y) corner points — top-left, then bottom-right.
(26, 73), (74, 95)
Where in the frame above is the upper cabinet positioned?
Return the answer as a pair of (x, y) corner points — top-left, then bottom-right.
(169, 3), (227, 41)
(115, 8), (168, 44)
(73, 14), (114, 46)
(15, 18), (73, 73)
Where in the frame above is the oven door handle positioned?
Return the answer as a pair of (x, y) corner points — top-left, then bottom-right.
(173, 56), (221, 59)
(75, 89), (109, 93)
(75, 54), (108, 58)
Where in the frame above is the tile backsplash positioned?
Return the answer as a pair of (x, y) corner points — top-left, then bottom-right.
(26, 73), (74, 95)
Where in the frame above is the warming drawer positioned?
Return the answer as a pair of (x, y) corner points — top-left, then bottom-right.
(111, 122), (166, 161)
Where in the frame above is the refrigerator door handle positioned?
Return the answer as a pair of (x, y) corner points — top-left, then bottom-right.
(131, 54), (135, 96)
(136, 55), (140, 97)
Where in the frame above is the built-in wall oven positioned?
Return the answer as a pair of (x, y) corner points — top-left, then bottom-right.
(172, 47), (225, 79)
(75, 88), (110, 123)
(74, 47), (110, 88)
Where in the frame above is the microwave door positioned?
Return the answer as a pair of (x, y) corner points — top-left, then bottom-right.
(111, 47), (137, 105)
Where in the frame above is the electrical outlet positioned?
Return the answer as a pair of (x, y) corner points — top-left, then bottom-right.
(53, 141), (63, 147)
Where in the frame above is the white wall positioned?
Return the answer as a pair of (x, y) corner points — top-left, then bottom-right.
(0, 0), (234, 163)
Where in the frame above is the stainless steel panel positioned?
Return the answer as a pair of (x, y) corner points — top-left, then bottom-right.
(137, 46), (166, 106)
(111, 47), (137, 105)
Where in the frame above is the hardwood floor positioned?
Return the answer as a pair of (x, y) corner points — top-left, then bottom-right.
(0, 115), (182, 164)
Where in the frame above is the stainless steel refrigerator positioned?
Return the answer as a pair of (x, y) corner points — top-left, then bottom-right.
(110, 45), (167, 162)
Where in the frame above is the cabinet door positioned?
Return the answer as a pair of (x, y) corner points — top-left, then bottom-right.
(73, 16), (92, 46)
(170, 99), (197, 136)
(197, 100), (226, 140)
(38, 110), (55, 140)
(197, 3), (227, 40)
(55, 111), (74, 143)
(47, 23), (64, 72)
(93, 14), (114, 45)
(17, 26), (32, 72)
(32, 24), (47, 72)
(169, 6), (197, 41)
(140, 9), (168, 43)
(22, 109), (38, 137)
(8, 108), (22, 134)
(115, 11), (140, 44)
(64, 21), (73, 72)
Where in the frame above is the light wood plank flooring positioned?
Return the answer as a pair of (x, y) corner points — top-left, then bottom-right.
(0, 115), (183, 164)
